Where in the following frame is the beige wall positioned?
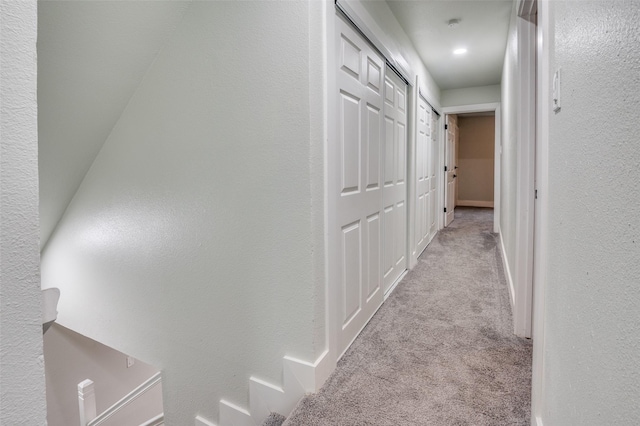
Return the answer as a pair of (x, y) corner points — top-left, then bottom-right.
(44, 324), (163, 426)
(457, 116), (495, 204)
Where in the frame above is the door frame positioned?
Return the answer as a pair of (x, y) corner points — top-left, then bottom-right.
(529, 0), (550, 422)
(513, 3), (537, 340)
(441, 103), (501, 233)
(444, 114), (457, 227)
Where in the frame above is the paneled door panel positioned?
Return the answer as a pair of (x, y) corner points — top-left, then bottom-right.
(342, 221), (362, 327)
(415, 95), (432, 257)
(445, 115), (457, 227)
(334, 16), (385, 357)
(382, 67), (408, 294)
(340, 92), (360, 194)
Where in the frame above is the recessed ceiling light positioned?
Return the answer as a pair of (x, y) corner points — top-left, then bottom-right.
(453, 48), (467, 55)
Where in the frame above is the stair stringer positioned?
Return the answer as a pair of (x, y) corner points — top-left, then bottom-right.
(195, 350), (331, 426)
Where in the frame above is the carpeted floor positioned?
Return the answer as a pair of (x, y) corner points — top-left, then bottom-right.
(282, 207), (532, 426)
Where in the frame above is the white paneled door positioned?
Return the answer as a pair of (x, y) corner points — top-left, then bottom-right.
(382, 68), (408, 294)
(333, 16), (385, 357)
(445, 115), (457, 226)
(415, 95), (432, 257)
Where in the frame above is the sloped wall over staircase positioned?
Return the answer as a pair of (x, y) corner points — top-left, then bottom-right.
(40, 1), (327, 424)
(38, 1), (191, 247)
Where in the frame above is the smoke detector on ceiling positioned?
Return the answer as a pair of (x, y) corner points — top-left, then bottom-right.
(448, 19), (461, 28)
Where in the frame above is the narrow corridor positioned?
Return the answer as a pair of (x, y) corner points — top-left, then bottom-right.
(284, 208), (532, 425)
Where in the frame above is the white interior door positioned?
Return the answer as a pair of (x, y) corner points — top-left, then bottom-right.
(333, 15), (385, 357)
(445, 115), (457, 226)
(382, 68), (407, 294)
(415, 95), (431, 257)
(429, 110), (439, 239)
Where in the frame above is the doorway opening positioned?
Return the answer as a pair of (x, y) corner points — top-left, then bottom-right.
(442, 103), (501, 233)
(455, 112), (496, 210)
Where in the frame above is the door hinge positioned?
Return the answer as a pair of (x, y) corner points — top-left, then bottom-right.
(444, 207), (447, 213)
(535, 189), (538, 199)
(445, 124), (448, 130)
(444, 166), (448, 172)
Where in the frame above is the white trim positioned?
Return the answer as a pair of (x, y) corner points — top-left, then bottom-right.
(312, 0), (334, 403)
(283, 349), (331, 394)
(195, 351), (331, 426)
(437, 116), (444, 232)
(442, 103), (501, 234)
(78, 379), (97, 426)
(442, 103), (500, 115)
(384, 270), (408, 300)
(139, 413), (164, 426)
(498, 229), (516, 310)
(513, 12), (537, 339)
(87, 373), (162, 426)
(219, 400), (252, 426)
(195, 415), (216, 426)
(456, 200), (494, 208)
(532, 0), (550, 422)
(325, 0), (340, 376)
(494, 108), (501, 235)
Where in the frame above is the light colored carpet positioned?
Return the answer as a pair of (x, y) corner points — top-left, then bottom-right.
(283, 207), (532, 426)
(261, 412), (287, 426)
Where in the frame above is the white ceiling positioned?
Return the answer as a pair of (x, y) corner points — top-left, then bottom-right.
(386, 0), (513, 90)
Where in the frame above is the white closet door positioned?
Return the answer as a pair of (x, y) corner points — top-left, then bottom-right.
(415, 95), (431, 257)
(333, 16), (385, 357)
(382, 68), (408, 294)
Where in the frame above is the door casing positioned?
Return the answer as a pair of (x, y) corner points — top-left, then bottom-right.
(441, 103), (501, 234)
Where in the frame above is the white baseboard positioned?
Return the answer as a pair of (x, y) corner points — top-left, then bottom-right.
(195, 415), (216, 426)
(498, 229), (516, 310)
(195, 350), (331, 426)
(456, 199), (494, 208)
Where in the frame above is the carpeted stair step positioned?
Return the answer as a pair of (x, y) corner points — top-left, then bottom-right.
(260, 412), (286, 426)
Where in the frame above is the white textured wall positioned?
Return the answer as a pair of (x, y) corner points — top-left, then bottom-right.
(500, 3), (518, 278)
(38, 1), (190, 247)
(441, 84), (501, 107)
(40, 2), (324, 424)
(0, 1), (46, 423)
(541, 1), (640, 423)
(44, 324), (162, 426)
(457, 116), (494, 203)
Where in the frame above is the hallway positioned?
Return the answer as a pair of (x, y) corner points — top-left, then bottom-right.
(284, 208), (532, 425)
